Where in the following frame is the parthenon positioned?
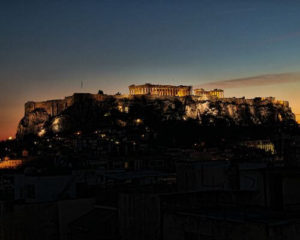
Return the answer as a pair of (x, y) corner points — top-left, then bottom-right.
(128, 83), (225, 98)
(129, 84), (192, 97)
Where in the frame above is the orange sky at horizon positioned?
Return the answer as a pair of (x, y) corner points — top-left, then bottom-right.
(2, 0), (300, 141)
(296, 114), (300, 123)
(0, 81), (299, 141)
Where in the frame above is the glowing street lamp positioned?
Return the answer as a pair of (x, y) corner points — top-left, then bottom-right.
(135, 118), (143, 125)
(100, 133), (106, 138)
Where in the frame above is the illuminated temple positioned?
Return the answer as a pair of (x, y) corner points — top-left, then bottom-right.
(129, 84), (192, 97)
(129, 83), (224, 98)
(194, 88), (224, 98)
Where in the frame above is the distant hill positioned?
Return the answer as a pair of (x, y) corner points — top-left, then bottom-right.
(16, 93), (296, 138)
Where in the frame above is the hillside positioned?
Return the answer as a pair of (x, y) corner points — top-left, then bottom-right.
(17, 93), (296, 138)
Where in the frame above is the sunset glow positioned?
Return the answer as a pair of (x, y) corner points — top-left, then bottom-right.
(1, 0), (300, 140)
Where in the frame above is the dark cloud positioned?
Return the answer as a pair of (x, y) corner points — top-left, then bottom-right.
(195, 73), (300, 89)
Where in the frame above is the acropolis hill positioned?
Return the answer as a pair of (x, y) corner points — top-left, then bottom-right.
(18, 84), (295, 137)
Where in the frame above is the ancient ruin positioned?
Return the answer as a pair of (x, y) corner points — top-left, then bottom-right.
(128, 84), (192, 97)
(194, 88), (224, 99)
(128, 83), (225, 99)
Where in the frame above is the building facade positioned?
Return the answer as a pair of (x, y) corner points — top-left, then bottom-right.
(129, 84), (192, 97)
(194, 88), (224, 98)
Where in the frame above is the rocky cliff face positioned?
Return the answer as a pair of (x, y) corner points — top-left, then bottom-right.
(184, 98), (293, 125)
(17, 109), (50, 137)
(16, 94), (296, 138)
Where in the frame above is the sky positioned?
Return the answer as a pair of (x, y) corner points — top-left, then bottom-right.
(1, 0), (300, 140)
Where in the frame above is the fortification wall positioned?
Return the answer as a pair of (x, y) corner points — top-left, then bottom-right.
(204, 97), (288, 107)
(18, 92), (295, 138)
(25, 93), (290, 117)
(25, 96), (74, 116)
(24, 93), (111, 116)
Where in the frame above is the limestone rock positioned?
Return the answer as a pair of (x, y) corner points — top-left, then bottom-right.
(17, 109), (50, 137)
(16, 94), (296, 138)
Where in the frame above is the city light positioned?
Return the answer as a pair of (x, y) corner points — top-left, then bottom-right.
(135, 118), (143, 125)
(100, 133), (106, 138)
(38, 129), (46, 137)
(0, 159), (23, 169)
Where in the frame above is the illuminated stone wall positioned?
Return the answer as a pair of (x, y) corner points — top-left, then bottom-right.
(194, 88), (224, 99)
(24, 93), (123, 116)
(128, 84), (192, 97)
(25, 97), (73, 116)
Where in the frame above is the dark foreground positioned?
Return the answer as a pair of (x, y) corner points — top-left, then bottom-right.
(0, 123), (300, 240)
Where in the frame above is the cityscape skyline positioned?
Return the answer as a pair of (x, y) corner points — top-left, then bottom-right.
(1, 2), (300, 239)
(1, 0), (300, 139)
